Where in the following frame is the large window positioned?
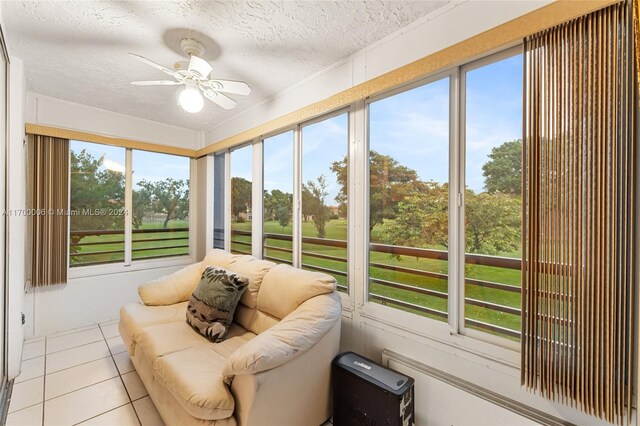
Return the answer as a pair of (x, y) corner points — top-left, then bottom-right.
(70, 141), (126, 266)
(262, 131), (294, 264)
(463, 53), (523, 340)
(69, 140), (191, 267)
(301, 113), (349, 292)
(132, 151), (190, 261)
(367, 77), (451, 320)
(230, 145), (253, 255)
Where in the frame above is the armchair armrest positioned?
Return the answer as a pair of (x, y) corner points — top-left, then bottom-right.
(222, 292), (341, 384)
(138, 262), (202, 306)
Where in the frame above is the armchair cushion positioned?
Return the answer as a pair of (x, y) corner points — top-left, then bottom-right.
(222, 292), (341, 384)
(138, 263), (202, 306)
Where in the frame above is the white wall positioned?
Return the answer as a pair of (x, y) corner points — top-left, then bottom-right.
(6, 56), (27, 378)
(205, 0), (552, 145)
(26, 93), (202, 150)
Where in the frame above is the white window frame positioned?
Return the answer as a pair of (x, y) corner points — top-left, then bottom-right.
(68, 143), (195, 279)
(361, 46), (523, 360)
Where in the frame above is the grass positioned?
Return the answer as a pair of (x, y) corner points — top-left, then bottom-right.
(232, 219), (522, 339)
(70, 219), (189, 266)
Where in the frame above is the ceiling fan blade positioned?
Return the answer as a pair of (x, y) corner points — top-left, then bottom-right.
(203, 90), (237, 110)
(208, 79), (251, 96)
(188, 56), (213, 79)
(131, 80), (182, 86)
(129, 53), (177, 77)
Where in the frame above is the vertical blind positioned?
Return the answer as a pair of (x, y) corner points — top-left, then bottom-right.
(30, 134), (69, 286)
(522, 1), (635, 423)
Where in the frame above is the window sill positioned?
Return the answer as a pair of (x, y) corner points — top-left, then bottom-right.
(359, 300), (521, 370)
(68, 255), (195, 279)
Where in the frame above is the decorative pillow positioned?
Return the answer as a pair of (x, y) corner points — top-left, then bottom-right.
(186, 266), (249, 342)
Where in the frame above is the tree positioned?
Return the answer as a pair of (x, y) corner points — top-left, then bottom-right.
(464, 190), (521, 255)
(136, 178), (189, 228)
(482, 139), (522, 195)
(264, 189), (292, 221)
(380, 182), (449, 250)
(231, 177), (252, 221)
(70, 149), (125, 232)
(275, 205), (291, 230)
(332, 150), (425, 231)
(302, 175), (330, 238)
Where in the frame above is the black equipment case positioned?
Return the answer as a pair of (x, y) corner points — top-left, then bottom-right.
(332, 351), (415, 426)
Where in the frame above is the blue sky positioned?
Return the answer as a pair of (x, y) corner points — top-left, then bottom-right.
(70, 141), (190, 189)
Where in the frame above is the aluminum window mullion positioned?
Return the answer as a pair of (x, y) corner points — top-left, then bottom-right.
(292, 126), (302, 268)
(223, 151), (231, 252)
(124, 148), (132, 266)
(251, 140), (263, 258)
(448, 69), (462, 334)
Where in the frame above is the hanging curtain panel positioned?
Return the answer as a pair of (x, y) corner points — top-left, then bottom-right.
(30, 134), (69, 286)
(522, 1), (635, 424)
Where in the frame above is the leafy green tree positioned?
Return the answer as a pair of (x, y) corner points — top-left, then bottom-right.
(132, 188), (151, 229)
(464, 190), (521, 254)
(275, 205), (291, 230)
(70, 149), (125, 232)
(136, 178), (189, 228)
(264, 189), (292, 221)
(332, 150), (425, 231)
(231, 177), (252, 221)
(482, 139), (522, 195)
(302, 175), (330, 238)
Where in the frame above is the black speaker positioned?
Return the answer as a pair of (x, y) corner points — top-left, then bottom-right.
(332, 352), (415, 426)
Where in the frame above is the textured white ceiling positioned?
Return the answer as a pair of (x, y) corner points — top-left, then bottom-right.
(5, 1), (449, 132)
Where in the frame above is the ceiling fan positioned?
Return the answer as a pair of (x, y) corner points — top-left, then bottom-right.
(129, 38), (250, 113)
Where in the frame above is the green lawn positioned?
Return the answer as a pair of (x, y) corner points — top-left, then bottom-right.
(232, 219), (521, 339)
(70, 220), (189, 266)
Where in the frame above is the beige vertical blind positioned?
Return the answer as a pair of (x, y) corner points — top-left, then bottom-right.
(522, 1), (635, 424)
(30, 134), (69, 286)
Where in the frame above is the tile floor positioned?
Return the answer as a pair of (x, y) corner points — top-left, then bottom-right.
(6, 320), (164, 426)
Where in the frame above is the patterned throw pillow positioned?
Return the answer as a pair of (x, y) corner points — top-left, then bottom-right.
(186, 266), (249, 342)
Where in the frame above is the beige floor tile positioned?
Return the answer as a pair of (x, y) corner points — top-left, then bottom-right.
(98, 318), (119, 327)
(46, 324), (99, 340)
(106, 336), (127, 355)
(46, 328), (104, 354)
(5, 402), (43, 426)
(8, 376), (44, 413)
(22, 340), (45, 361)
(78, 403), (140, 425)
(122, 371), (148, 401)
(46, 340), (110, 374)
(24, 335), (45, 344)
(15, 356), (45, 383)
(133, 396), (164, 426)
(100, 323), (120, 339)
(45, 356), (118, 400)
(43, 377), (129, 426)
(113, 351), (135, 374)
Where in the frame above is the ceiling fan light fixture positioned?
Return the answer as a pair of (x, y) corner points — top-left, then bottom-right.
(178, 81), (204, 113)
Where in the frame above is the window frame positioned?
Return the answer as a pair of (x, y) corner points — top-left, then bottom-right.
(67, 142), (194, 278)
(362, 46), (523, 356)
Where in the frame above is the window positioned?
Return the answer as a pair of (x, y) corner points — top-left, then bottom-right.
(70, 141), (126, 266)
(367, 77), (451, 320)
(463, 53), (523, 340)
(213, 152), (226, 250)
(262, 131), (294, 264)
(365, 49), (523, 343)
(301, 113), (349, 292)
(69, 140), (191, 267)
(132, 150), (190, 261)
(230, 145), (253, 255)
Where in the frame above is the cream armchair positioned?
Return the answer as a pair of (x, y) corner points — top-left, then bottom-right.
(119, 249), (342, 426)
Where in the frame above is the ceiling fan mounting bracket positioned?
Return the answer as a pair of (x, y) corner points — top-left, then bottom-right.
(180, 38), (205, 58)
